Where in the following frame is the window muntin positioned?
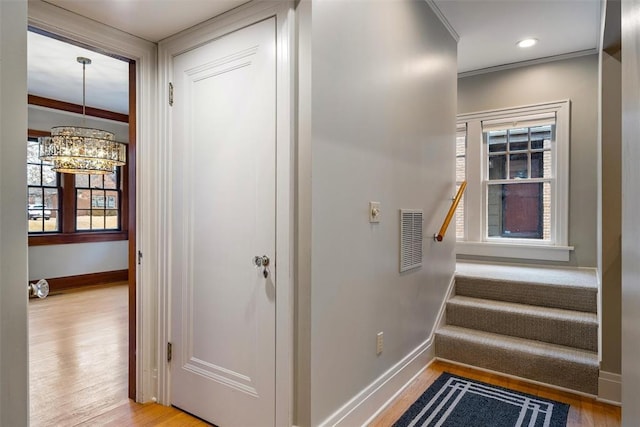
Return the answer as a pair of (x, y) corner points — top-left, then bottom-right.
(484, 124), (554, 241)
(75, 172), (121, 231)
(487, 126), (553, 181)
(27, 138), (61, 233)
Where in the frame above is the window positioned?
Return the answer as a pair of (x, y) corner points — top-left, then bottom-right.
(27, 138), (61, 233)
(75, 173), (122, 231)
(455, 101), (572, 261)
(27, 134), (128, 245)
(485, 124), (553, 240)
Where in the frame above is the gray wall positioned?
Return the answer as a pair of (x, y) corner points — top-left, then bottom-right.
(0, 0), (29, 425)
(298, 1), (458, 424)
(621, 0), (640, 423)
(601, 51), (621, 375)
(28, 241), (128, 280)
(295, 0), (312, 423)
(458, 54), (599, 267)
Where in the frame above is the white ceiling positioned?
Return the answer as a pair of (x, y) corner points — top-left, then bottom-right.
(40, 0), (603, 73)
(30, 0), (250, 115)
(28, 30), (130, 114)
(43, 0), (250, 43)
(29, 0), (604, 116)
(434, 0), (602, 74)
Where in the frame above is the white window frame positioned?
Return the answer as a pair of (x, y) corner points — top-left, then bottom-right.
(455, 124), (468, 241)
(456, 100), (574, 262)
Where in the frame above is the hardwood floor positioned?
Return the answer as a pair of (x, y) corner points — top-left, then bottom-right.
(30, 283), (620, 426)
(29, 283), (209, 427)
(368, 360), (621, 427)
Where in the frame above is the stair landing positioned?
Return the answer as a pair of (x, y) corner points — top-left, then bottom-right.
(456, 261), (598, 289)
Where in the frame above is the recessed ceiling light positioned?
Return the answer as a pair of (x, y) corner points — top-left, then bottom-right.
(517, 38), (538, 48)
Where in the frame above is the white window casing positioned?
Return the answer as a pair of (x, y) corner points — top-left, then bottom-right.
(455, 124), (467, 240)
(456, 100), (573, 262)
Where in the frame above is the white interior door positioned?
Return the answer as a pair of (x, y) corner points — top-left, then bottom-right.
(170, 17), (276, 427)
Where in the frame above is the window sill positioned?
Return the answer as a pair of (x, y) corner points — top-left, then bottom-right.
(28, 230), (128, 246)
(456, 241), (574, 262)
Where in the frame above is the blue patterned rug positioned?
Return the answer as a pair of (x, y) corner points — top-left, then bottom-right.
(393, 372), (569, 427)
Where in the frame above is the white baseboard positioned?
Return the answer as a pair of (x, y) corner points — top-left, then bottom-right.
(598, 371), (622, 405)
(433, 273), (456, 336)
(318, 339), (435, 427)
(317, 271), (455, 427)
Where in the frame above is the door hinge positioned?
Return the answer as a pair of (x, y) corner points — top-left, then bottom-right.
(169, 82), (174, 106)
(137, 250), (143, 265)
(167, 342), (172, 363)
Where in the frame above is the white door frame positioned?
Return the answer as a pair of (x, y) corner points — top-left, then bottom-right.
(28, 0), (158, 403)
(157, 2), (295, 425)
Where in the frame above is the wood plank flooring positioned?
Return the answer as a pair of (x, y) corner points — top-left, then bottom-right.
(368, 360), (621, 427)
(29, 283), (209, 427)
(30, 283), (620, 426)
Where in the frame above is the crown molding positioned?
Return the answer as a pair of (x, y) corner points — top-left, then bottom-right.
(425, 0), (459, 43)
(458, 49), (598, 79)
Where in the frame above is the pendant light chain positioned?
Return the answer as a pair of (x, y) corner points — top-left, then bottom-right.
(38, 56), (126, 174)
(82, 59), (86, 119)
(78, 56), (91, 124)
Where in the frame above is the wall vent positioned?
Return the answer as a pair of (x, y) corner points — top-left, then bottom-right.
(400, 209), (423, 272)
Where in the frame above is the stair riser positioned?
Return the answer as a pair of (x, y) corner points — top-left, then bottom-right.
(446, 304), (598, 351)
(435, 333), (599, 395)
(455, 277), (597, 313)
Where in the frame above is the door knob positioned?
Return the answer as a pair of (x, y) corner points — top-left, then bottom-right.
(253, 255), (270, 267)
(28, 279), (49, 299)
(253, 255), (270, 278)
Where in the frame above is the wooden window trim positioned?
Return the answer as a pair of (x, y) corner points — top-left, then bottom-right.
(29, 230), (128, 246)
(28, 94), (129, 123)
(27, 129), (129, 246)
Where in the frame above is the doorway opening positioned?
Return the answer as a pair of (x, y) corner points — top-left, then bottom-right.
(26, 27), (137, 425)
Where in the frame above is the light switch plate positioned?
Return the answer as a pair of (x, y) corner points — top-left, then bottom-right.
(369, 201), (381, 223)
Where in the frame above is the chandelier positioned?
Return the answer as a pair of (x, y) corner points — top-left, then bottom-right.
(39, 57), (126, 174)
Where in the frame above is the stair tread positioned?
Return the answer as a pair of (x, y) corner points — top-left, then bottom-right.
(448, 295), (598, 324)
(436, 325), (599, 366)
(455, 273), (598, 291)
(456, 262), (598, 289)
(454, 269), (597, 313)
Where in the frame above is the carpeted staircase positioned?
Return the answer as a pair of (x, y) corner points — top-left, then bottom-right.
(435, 262), (599, 395)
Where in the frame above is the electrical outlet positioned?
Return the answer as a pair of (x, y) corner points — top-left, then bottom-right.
(376, 332), (384, 355)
